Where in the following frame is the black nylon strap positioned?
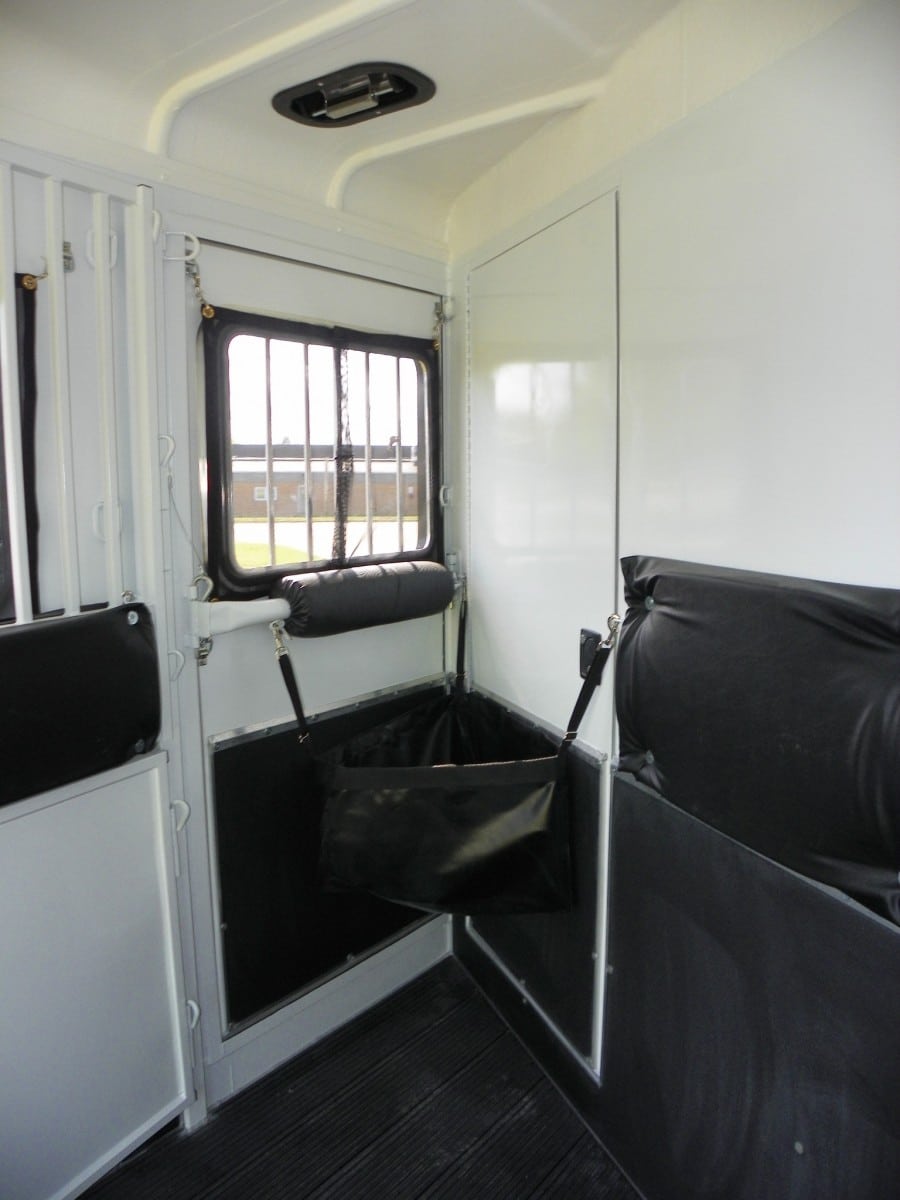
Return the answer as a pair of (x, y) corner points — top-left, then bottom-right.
(563, 642), (613, 745)
(277, 650), (313, 750)
(454, 593), (468, 694)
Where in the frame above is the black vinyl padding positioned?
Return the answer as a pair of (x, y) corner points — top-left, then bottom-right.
(275, 561), (454, 637)
(616, 555), (900, 924)
(0, 604), (161, 808)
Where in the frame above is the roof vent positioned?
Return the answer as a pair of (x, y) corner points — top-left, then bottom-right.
(273, 63), (435, 128)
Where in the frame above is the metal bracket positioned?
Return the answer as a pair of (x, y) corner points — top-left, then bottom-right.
(579, 613), (621, 678)
(187, 578), (291, 665)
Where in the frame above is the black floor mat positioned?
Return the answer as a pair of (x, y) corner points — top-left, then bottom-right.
(83, 959), (639, 1200)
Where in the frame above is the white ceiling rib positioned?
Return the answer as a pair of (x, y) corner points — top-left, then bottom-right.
(0, 0), (680, 246)
(326, 79), (606, 210)
(146, 0), (418, 155)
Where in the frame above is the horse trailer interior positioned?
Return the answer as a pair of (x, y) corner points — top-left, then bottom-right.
(1, 2), (898, 1197)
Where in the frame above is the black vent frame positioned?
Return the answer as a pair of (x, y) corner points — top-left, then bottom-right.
(273, 62), (435, 128)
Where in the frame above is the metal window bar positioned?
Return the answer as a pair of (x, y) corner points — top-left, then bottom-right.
(302, 342), (313, 565)
(394, 355), (403, 552)
(363, 351), (374, 557)
(331, 345), (340, 561)
(264, 337), (276, 566)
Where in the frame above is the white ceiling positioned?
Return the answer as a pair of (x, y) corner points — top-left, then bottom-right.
(0, 0), (679, 244)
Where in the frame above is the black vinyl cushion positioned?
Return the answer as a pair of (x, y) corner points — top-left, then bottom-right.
(616, 556), (900, 924)
(276, 561), (454, 637)
(0, 604), (161, 807)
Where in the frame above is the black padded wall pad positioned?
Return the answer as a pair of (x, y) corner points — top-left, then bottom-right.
(0, 604), (161, 808)
(617, 556), (900, 924)
(602, 775), (900, 1200)
(276, 561), (454, 637)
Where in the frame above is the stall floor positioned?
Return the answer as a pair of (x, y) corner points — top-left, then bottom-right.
(83, 957), (639, 1200)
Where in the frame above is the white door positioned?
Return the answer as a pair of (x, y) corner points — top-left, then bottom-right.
(159, 214), (451, 1107)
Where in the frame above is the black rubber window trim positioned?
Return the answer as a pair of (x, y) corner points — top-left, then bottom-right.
(202, 305), (442, 600)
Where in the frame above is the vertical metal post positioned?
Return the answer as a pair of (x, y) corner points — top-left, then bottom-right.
(125, 185), (164, 605)
(0, 163), (33, 622)
(45, 177), (81, 615)
(92, 191), (124, 604)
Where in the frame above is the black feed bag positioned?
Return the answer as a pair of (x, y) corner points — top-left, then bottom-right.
(318, 691), (573, 915)
(276, 604), (613, 916)
(616, 556), (900, 925)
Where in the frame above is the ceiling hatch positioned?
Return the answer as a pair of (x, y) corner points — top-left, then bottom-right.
(273, 63), (436, 128)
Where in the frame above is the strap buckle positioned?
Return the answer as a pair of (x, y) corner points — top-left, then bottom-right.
(270, 619), (289, 658)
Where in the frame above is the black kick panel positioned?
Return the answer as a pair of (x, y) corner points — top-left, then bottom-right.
(602, 775), (900, 1200)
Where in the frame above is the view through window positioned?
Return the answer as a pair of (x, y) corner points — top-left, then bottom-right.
(213, 318), (436, 585)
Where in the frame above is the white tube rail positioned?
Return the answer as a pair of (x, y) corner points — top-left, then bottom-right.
(188, 587), (291, 661)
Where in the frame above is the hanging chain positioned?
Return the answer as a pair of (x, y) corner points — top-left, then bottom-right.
(331, 346), (354, 564)
(186, 261), (215, 319)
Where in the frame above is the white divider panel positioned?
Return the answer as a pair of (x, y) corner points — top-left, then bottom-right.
(467, 193), (619, 753)
(0, 759), (189, 1200)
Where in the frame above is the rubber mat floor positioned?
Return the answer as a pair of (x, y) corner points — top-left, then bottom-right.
(83, 957), (640, 1199)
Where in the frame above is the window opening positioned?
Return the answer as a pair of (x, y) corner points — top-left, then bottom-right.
(0, 372), (13, 623)
(204, 306), (440, 599)
(0, 275), (41, 623)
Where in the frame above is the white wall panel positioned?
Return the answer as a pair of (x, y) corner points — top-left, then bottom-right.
(198, 616), (449, 737)
(468, 194), (618, 752)
(618, 0), (900, 587)
(0, 760), (189, 1200)
(196, 241), (439, 338)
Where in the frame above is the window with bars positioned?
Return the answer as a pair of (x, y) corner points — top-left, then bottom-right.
(203, 306), (440, 598)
